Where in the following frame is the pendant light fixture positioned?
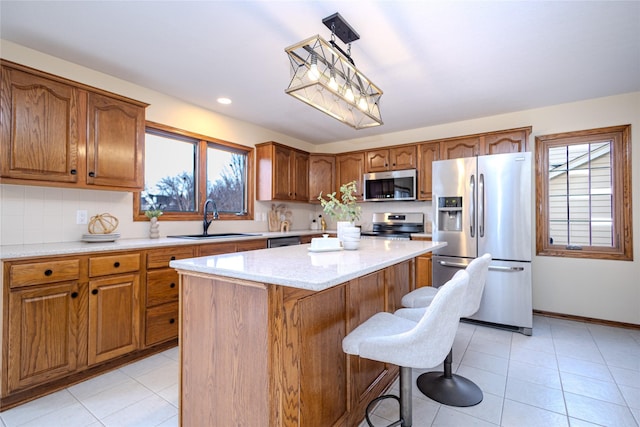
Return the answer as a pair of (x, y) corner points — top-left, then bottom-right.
(284, 13), (383, 129)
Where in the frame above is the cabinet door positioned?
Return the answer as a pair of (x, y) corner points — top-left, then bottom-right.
(417, 142), (440, 200)
(86, 92), (144, 189)
(291, 150), (309, 201)
(347, 270), (386, 406)
(366, 149), (390, 172)
(336, 152), (365, 200)
(440, 136), (481, 159)
(88, 274), (140, 365)
(7, 282), (81, 392)
(483, 128), (530, 155)
(387, 260), (412, 313)
(1, 65), (80, 183)
(415, 253), (433, 287)
(296, 285), (348, 427)
(272, 144), (293, 200)
(308, 154), (335, 202)
(390, 146), (417, 170)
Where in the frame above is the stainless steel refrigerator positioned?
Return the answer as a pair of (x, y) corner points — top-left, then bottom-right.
(432, 152), (532, 335)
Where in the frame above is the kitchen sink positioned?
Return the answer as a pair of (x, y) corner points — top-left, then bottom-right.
(167, 233), (262, 239)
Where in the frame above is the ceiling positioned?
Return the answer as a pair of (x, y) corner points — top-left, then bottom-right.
(1, 1), (639, 145)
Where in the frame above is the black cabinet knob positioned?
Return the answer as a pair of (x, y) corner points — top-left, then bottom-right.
(114, 261), (120, 268)
(170, 256), (176, 260)
(169, 318), (175, 324)
(91, 289), (98, 295)
(44, 269), (53, 276)
(170, 283), (176, 288)
(88, 171), (95, 177)
(70, 169), (77, 175)
(71, 292), (79, 299)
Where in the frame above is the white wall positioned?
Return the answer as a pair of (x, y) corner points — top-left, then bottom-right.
(1, 40), (638, 325)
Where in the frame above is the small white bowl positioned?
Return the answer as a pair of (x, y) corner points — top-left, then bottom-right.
(343, 241), (359, 250)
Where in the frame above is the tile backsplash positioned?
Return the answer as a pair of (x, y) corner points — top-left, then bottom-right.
(0, 184), (433, 246)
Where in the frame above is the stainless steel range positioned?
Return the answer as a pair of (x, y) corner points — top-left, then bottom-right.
(360, 212), (424, 240)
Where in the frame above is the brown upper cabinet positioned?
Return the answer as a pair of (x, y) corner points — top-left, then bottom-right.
(256, 141), (309, 202)
(0, 60), (147, 191)
(440, 127), (531, 160)
(309, 154), (336, 202)
(484, 128), (531, 154)
(335, 152), (366, 200)
(440, 136), (482, 159)
(417, 142), (440, 201)
(365, 146), (417, 172)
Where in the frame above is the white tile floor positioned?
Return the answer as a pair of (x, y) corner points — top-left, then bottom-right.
(1, 315), (638, 427)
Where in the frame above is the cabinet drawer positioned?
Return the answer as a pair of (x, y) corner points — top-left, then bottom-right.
(146, 247), (195, 269)
(10, 259), (80, 288)
(145, 302), (179, 346)
(146, 269), (179, 307)
(89, 253), (140, 277)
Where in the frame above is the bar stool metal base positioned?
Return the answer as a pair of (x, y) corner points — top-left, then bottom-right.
(416, 349), (483, 407)
(416, 371), (483, 407)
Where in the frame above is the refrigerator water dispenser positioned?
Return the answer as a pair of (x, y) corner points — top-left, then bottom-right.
(437, 196), (462, 232)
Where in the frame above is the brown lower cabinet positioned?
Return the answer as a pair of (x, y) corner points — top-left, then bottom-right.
(0, 238), (270, 410)
(178, 259), (414, 427)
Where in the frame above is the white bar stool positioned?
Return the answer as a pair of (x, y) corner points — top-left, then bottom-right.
(342, 270), (469, 427)
(395, 253), (491, 407)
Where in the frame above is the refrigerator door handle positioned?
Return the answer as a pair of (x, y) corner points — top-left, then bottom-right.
(488, 265), (525, 272)
(470, 174), (475, 237)
(438, 260), (469, 268)
(479, 173), (485, 237)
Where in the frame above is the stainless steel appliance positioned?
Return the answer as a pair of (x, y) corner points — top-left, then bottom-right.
(363, 169), (417, 201)
(433, 152), (532, 335)
(360, 212), (424, 240)
(267, 236), (301, 248)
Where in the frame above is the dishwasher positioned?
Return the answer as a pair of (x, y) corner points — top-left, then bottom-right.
(267, 236), (301, 248)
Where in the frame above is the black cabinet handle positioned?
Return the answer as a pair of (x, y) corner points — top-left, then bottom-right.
(169, 318), (175, 324)
(88, 171), (95, 177)
(44, 269), (53, 276)
(71, 292), (78, 299)
(170, 283), (176, 288)
(91, 289), (98, 295)
(70, 169), (77, 175)
(114, 261), (120, 268)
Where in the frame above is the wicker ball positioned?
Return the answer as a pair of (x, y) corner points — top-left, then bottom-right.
(88, 213), (119, 234)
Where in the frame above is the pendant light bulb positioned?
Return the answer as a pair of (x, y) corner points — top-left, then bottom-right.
(329, 69), (339, 91)
(345, 85), (355, 102)
(308, 54), (320, 81)
(358, 95), (368, 111)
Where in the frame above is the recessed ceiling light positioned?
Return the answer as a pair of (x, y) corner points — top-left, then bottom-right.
(217, 97), (232, 105)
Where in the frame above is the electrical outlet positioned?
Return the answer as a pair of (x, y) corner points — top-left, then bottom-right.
(76, 210), (88, 225)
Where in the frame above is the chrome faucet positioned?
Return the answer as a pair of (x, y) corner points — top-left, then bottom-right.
(203, 199), (219, 236)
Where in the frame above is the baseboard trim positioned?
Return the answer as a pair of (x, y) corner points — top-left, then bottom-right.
(534, 310), (640, 331)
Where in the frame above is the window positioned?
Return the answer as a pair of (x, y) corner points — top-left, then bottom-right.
(535, 125), (632, 260)
(134, 122), (253, 221)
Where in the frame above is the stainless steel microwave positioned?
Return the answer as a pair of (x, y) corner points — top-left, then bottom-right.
(363, 169), (417, 201)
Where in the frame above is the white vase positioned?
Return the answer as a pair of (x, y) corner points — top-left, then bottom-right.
(149, 217), (160, 239)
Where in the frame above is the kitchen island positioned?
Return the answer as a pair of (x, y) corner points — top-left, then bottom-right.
(170, 239), (446, 427)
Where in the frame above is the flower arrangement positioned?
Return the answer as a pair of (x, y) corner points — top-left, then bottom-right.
(143, 194), (164, 219)
(144, 209), (163, 219)
(318, 180), (361, 223)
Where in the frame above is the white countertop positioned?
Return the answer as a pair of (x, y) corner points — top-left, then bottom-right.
(170, 239), (446, 292)
(0, 230), (324, 260)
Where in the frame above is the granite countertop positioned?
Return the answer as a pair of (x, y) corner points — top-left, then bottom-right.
(170, 239), (446, 292)
(0, 230), (326, 260)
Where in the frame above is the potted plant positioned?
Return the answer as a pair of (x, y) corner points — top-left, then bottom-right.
(318, 181), (361, 243)
(144, 196), (164, 238)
